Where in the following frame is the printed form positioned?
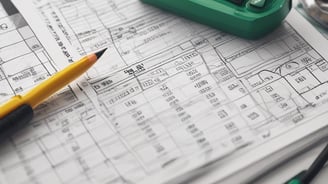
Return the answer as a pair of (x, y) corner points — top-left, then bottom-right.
(2, 0), (328, 183)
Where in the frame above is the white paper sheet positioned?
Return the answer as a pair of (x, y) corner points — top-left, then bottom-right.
(3, 0), (328, 183)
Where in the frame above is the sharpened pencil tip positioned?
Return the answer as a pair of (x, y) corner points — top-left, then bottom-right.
(95, 48), (107, 59)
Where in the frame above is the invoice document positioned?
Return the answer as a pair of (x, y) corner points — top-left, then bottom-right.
(1, 0), (328, 183)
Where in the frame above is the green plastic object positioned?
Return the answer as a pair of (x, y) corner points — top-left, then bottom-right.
(140, 0), (292, 39)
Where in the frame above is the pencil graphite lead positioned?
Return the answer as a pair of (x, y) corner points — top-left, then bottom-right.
(95, 48), (108, 59)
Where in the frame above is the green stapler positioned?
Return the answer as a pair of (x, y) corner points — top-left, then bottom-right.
(140, 0), (292, 39)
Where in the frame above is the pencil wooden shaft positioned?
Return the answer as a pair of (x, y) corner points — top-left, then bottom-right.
(0, 54), (97, 119)
(24, 54), (96, 108)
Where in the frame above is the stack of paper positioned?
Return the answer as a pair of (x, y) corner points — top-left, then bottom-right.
(1, 0), (328, 183)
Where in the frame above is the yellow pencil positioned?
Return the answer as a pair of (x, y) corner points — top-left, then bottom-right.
(0, 48), (107, 140)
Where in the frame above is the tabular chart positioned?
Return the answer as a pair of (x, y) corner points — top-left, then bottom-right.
(0, 5), (56, 103)
(3, 0), (328, 184)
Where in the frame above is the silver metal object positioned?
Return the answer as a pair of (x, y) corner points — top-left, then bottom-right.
(300, 0), (328, 28)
